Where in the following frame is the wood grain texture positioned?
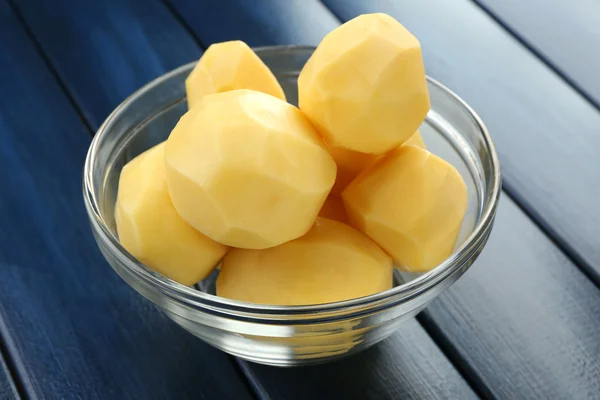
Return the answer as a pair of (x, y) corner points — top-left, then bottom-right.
(476, 0), (600, 108)
(0, 3), (250, 399)
(425, 195), (600, 399)
(11, 0), (201, 130)
(323, 0), (600, 284)
(165, 0), (339, 46)
(238, 319), (477, 400)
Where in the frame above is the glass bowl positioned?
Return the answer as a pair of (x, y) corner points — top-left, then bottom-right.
(84, 46), (501, 366)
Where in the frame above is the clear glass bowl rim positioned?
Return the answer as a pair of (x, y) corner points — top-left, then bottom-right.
(83, 45), (501, 319)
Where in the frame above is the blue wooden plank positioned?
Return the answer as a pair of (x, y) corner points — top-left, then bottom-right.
(165, 0), (339, 47)
(11, 0), (201, 130)
(241, 198), (600, 399)
(322, 0), (600, 284)
(321, 0), (600, 397)
(425, 198), (600, 399)
(476, 0), (600, 108)
(0, 2), (251, 398)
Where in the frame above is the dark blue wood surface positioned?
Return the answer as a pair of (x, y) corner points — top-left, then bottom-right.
(166, 0), (339, 47)
(324, 0), (600, 284)
(0, 2), (251, 398)
(11, 0), (201, 130)
(1, 0), (600, 398)
(476, 0), (600, 108)
(426, 196), (600, 398)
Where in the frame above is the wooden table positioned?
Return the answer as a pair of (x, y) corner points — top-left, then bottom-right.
(1, 0), (599, 398)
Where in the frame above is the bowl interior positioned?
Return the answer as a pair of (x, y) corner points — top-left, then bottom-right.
(88, 46), (495, 303)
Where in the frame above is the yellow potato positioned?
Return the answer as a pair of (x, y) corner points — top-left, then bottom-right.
(330, 131), (426, 194)
(342, 145), (467, 272)
(115, 143), (228, 286)
(318, 195), (349, 224)
(186, 40), (285, 108)
(217, 218), (393, 305)
(329, 146), (377, 195)
(404, 130), (427, 148)
(299, 13), (430, 154)
(165, 90), (336, 249)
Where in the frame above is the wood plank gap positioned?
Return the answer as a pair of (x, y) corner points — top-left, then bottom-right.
(234, 359), (272, 400)
(501, 181), (600, 288)
(470, 0), (600, 113)
(161, 0), (207, 50)
(0, 316), (29, 399)
(416, 312), (493, 400)
(6, 0), (94, 133)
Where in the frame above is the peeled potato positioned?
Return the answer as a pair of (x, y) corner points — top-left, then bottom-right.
(342, 145), (467, 272)
(330, 130), (425, 194)
(115, 143), (228, 286)
(299, 13), (430, 154)
(329, 146), (377, 195)
(403, 130), (426, 148)
(217, 218), (393, 305)
(186, 40), (285, 108)
(165, 89), (336, 249)
(318, 195), (349, 224)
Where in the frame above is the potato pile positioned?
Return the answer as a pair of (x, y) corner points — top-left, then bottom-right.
(115, 14), (467, 305)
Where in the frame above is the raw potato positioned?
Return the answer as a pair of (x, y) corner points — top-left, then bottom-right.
(318, 195), (349, 224)
(298, 13), (430, 154)
(217, 218), (393, 305)
(342, 145), (467, 272)
(404, 130), (427, 148)
(329, 146), (378, 195)
(115, 143), (228, 286)
(330, 130), (426, 194)
(186, 40), (285, 108)
(165, 90), (337, 249)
